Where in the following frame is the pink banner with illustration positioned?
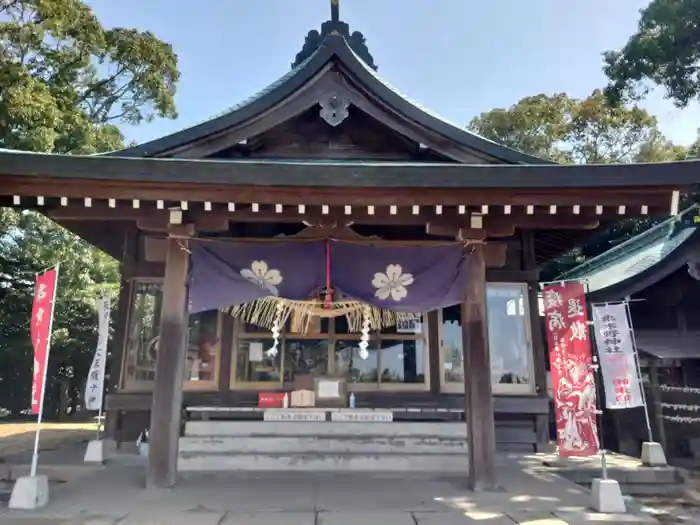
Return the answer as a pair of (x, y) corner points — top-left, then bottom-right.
(31, 268), (58, 415)
(543, 282), (599, 458)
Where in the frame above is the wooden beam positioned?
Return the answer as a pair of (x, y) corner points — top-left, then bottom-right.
(484, 243), (507, 268)
(147, 234), (190, 488)
(426, 223), (487, 240)
(462, 244), (498, 490)
(6, 175), (672, 208)
(52, 202), (604, 229)
(486, 268), (539, 282)
(137, 215), (225, 233)
(144, 237), (167, 263)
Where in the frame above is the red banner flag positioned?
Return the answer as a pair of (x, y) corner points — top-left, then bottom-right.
(543, 282), (599, 458)
(31, 268), (58, 415)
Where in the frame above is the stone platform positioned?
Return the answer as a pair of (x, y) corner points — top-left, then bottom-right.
(0, 455), (661, 524)
(540, 452), (687, 496)
(179, 420), (470, 472)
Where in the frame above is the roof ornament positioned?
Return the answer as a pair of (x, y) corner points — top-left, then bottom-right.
(331, 0), (340, 23)
(319, 92), (350, 127)
(291, 0), (377, 70)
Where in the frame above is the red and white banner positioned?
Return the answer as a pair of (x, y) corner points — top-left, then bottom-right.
(591, 303), (644, 410)
(30, 268), (58, 415)
(543, 282), (599, 458)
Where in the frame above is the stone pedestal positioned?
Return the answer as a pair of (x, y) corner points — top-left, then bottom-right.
(84, 439), (105, 463)
(590, 478), (626, 514)
(9, 475), (49, 509)
(641, 441), (667, 467)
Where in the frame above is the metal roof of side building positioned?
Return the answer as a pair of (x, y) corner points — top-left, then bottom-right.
(556, 204), (700, 301)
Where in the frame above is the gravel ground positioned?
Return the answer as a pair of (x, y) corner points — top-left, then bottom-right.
(0, 422), (97, 459)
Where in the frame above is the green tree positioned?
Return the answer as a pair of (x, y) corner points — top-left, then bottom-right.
(0, 0), (179, 153)
(467, 93), (574, 162)
(469, 91), (694, 278)
(0, 0), (180, 417)
(604, 0), (700, 108)
(468, 90), (687, 163)
(0, 210), (121, 416)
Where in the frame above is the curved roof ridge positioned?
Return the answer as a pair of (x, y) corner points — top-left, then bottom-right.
(110, 33), (554, 163)
(108, 46), (328, 158)
(558, 203), (699, 280)
(343, 43), (552, 165)
(335, 37), (552, 165)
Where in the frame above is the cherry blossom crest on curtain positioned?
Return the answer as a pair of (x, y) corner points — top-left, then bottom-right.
(187, 238), (469, 314)
(329, 240), (469, 312)
(188, 240), (326, 313)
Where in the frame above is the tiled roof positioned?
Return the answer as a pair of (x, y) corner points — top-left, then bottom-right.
(558, 205), (699, 294)
(111, 35), (550, 163)
(635, 330), (700, 359)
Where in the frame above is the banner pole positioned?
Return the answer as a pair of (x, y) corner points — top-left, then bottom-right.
(584, 281), (607, 480)
(96, 406), (103, 441)
(30, 263), (59, 479)
(622, 298), (654, 443)
(96, 296), (105, 442)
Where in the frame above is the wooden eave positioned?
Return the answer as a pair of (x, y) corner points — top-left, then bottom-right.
(109, 34), (550, 164)
(0, 150), (697, 191)
(1, 151), (694, 264)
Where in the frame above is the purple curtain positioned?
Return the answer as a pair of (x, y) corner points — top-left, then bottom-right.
(330, 241), (468, 312)
(188, 240), (326, 313)
(188, 239), (468, 314)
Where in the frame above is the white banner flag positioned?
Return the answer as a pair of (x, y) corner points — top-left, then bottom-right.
(591, 303), (644, 410)
(84, 297), (111, 411)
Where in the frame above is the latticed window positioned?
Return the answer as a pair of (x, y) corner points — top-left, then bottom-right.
(122, 280), (221, 390)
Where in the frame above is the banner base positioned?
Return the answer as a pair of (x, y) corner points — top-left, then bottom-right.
(83, 439), (105, 463)
(590, 478), (626, 514)
(641, 442), (667, 467)
(8, 475), (49, 509)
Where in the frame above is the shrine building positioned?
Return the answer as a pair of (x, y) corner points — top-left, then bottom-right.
(0, 3), (698, 490)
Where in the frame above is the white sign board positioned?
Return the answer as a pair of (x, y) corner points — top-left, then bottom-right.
(592, 303), (644, 410)
(263, 410), (326, 422)
(317, 379), (340, 399)
(248, 342), (263, 362)
(331, 410), (393, 422)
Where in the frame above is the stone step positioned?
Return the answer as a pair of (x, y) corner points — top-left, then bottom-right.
(179, 435), (467, 455)
(618, 482), (686, 496)
(184, 421), (468, 438)
(560, 467), (682, 485)
(178, 451), (469, 472)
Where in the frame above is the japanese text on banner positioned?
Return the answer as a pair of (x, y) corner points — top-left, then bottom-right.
(84, 297), (111, 411)
(591, 303), (643, 410)
(543, 282), (599, 458)
(31, 269), (58, 415)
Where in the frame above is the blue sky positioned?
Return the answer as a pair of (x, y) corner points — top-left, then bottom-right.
(86, 0), (700, 148)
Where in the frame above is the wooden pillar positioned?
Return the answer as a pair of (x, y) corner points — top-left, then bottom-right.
(521, 230), (549, 451)
(649, 360), (668, 451)
(147, 235), (190, 489)
(105, 226), (138, 443)
(462, 243), (498, 490)
(427, 310), (441, 395)
(103, 275), (132, 442)
(218, 314), (234, 393)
